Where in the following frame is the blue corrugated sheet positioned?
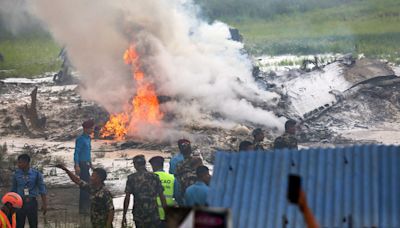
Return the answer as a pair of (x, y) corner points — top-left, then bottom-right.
(208, 145), (400, 228)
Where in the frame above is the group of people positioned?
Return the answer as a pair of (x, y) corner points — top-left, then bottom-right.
(0, 153), (47, 228)
(69, 120), (212, 227)
(239, 119), (298, 152)
(0, 119), (298, 228)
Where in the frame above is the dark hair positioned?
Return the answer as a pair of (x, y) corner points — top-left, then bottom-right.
(178, 139), (191, 151)
(285, 119), (297, 131)
(239, 141), (253, 151)
(149, 156), (164, 166)
(196, 166), (209, 177)
(93, 168), (107, 182)
(133, 155), (146, 166)
(252, 128), (263, 137)
(17, 154), (31, 163)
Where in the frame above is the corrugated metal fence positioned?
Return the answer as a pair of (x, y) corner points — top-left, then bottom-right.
(208, 145), (400, 228)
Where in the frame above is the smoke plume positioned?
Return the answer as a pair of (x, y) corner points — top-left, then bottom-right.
(25, 0), (283, 137)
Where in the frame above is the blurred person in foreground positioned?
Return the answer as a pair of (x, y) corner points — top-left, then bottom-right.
(0, 192), (23, 228)
(297, 190), (319, 228)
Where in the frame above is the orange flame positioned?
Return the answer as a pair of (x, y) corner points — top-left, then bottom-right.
(101, 45), (163, 140)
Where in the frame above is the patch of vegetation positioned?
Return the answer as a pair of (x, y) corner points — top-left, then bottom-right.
(199, 0), (400, 62)
(0, 33), (62, 79)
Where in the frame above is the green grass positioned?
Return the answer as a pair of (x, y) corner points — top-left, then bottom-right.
(1, 0), (399, 79)
(0, 36), (61, 79)
(221, 0), (400, 62)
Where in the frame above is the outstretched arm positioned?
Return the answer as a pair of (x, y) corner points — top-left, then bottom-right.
(56, 164), (81, 185)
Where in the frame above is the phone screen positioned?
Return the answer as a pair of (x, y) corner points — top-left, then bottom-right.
(287, 174), (302, 204)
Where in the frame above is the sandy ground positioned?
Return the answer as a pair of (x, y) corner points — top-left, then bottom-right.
(0, 137), (173, 228)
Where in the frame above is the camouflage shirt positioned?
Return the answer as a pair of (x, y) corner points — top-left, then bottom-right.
(273, 132), (298, 150)
(79, 181), (114, 228)
(253, 142), (265, 151)
(125, 170), (163, 225)
(175, 156), (203, 194)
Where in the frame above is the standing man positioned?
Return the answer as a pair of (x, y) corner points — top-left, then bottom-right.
(56, 165), (114, 228)
(184, 166), (211, 207)
(169, 139), (187, 175)
(169, 139), (188, 205)
(239, 141), (254, 152)
(11, 154), (47, 228)
(0, 192), (23, 228)
(149, 156), (176, 226)
(252, 128), (265, 151)
(175, 141), (203, 204)
(74, 119), (94, 214)
(122, 155), (167, 228)
(274, 119), (298, 150)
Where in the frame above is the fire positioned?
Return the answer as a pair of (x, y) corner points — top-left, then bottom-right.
(101, 45), (163, 140)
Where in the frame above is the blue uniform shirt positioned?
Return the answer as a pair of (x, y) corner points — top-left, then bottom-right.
(11, 168), (47, 198)
(74, 133), (91, 165)
(184, 181), (209, 207)
(169, 153), (184, 174)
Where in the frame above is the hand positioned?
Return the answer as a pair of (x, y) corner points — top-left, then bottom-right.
(42, 204), (47, 215)
(74, 165), (80, 175)
(121, 216), (127, 227)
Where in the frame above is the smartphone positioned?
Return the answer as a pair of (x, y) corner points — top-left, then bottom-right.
(287, 174), (302, 204)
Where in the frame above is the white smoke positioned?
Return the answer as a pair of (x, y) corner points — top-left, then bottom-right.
(0, 0), (42, 35)
(25, 0), (284, 137)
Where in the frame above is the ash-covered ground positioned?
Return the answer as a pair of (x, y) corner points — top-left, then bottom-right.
(1, 54), (400, 227)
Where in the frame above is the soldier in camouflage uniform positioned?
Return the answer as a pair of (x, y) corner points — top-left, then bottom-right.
(122, 155), (167, 228)
(174, 140), (203, 202)
(274, 119), (298, 150)
(252, 128), (265, 151)
(56, 165), (114, 228)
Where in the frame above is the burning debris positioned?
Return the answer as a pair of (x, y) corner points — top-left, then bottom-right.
(101, 45), (163, 140)
(1, 54), (400, 154)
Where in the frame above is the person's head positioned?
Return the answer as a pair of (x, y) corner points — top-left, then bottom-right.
(196, 166), (211, 185)
(285, 119), (297, 134)
(82, 120), (95, 135)
(239, 141), (254, 152)
(178, 139), (192, 158)
(17, 154), (30, 170)
(252, 128), (264, 142)
(133, 155), (146, 170)
(1, 192), (23, 214)
(149, 156), (164, 172)
(90, 168), (107, 186)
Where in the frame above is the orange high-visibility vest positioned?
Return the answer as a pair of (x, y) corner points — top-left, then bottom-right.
(0, 210), (16, 228)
